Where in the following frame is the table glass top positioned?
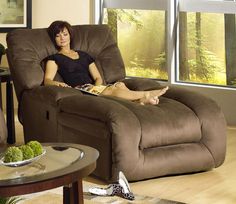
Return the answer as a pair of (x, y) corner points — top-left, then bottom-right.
(0, 145), (84, 181)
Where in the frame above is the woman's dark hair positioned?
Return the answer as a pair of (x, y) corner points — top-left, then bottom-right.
(47, 20), (73, 50)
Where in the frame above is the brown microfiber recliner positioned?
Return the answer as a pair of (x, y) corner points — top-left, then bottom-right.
(6, 25), (226, 181)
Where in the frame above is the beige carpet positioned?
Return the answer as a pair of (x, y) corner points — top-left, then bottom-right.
(18, 181), (185, 204)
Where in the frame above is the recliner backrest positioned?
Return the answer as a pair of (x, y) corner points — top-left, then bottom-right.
(6, 24), (125, 101)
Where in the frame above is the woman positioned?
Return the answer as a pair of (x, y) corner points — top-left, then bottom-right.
(44, 21), (168, 105)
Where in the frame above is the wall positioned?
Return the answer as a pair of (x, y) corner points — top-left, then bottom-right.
(0, 0), (91, 113)
(32, 0), (90, 28)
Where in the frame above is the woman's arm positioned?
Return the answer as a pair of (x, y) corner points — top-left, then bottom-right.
(89, 62), (103, 86)
(44, 60), (70, 87)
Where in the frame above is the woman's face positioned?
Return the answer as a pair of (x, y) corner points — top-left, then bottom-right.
(55, 27), (70, 48)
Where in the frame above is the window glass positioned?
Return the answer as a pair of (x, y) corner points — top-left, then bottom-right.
(103, 8), (168, 80)
(179, 12), (236, 87)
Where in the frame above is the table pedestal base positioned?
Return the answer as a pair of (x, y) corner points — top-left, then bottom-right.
(63, 179), (84, 204)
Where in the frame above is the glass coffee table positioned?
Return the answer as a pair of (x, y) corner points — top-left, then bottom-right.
(0, 143), (99, 204)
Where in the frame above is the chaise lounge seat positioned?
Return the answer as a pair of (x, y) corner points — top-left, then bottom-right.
(6, 25), (226, 181)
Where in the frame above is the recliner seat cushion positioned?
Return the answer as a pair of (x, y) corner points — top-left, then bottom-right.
(58, 95), (201, 148)
(117, 97), (202, 149)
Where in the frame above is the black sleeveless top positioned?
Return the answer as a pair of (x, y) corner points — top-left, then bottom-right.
(47, 50), (95, 87)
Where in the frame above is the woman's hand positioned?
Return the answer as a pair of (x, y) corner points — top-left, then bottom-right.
(57, 82), (71, 87)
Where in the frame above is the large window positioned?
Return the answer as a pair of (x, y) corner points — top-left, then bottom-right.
(103, 9), (167, 79)
(94, 0), (236, 89)
(178, 0), (236, 87)
(96, 0), (172, 80)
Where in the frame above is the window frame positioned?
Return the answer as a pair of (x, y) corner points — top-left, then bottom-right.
(94, 0), (175, 82)
(176, 0), (236, 89)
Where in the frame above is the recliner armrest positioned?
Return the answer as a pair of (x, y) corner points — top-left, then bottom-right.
(59, 95), (142, 176)
(122, 78), (161, 91)
(18, 86), (82, 124)
(23, 85), (82, 106)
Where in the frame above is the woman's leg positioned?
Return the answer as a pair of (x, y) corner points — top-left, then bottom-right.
(101, 82), (168, 105)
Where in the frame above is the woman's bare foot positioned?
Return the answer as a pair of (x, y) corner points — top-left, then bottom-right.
(139, 93), (159, 105)
(150, 86), (169, 98)
(148, 96), (159, 105)
(139, 86), (168, 105)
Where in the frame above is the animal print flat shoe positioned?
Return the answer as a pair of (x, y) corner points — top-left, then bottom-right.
(88, 171), (135, 200)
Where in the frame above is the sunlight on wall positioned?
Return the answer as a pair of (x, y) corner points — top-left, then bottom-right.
(32, 0), (90, 28)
